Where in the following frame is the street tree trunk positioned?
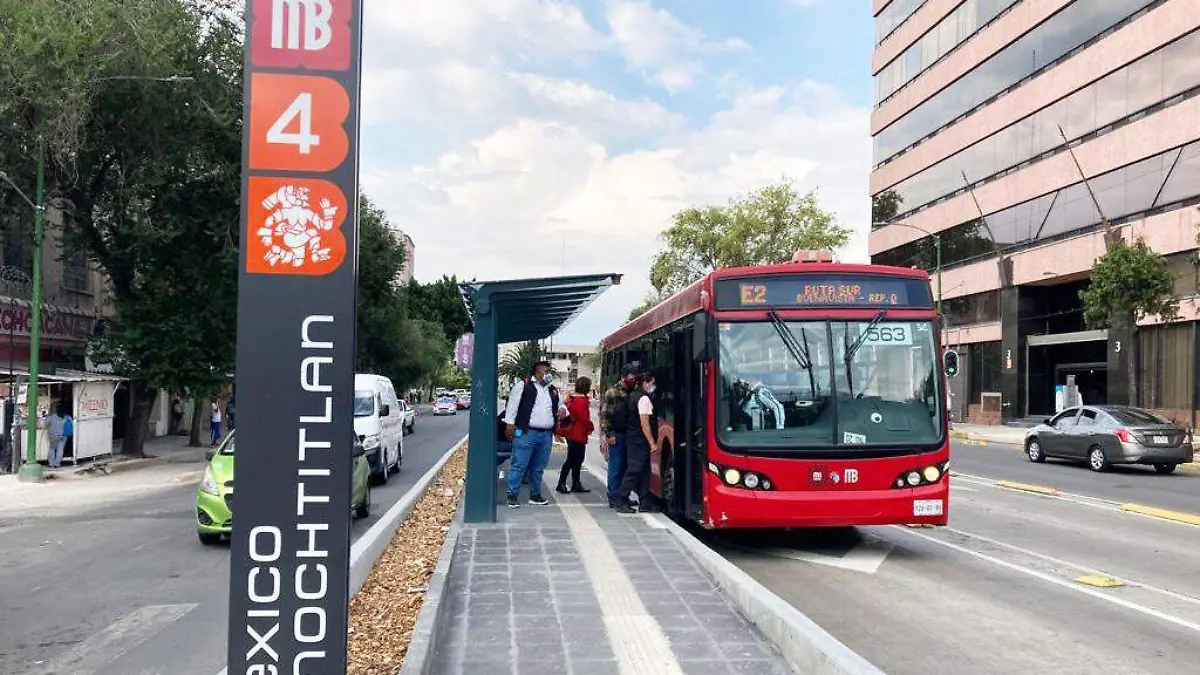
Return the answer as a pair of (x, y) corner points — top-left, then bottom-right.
(189, 398), (207, 447)
(120, 383), (158, 457)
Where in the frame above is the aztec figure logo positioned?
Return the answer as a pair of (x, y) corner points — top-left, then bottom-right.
(246, 177), (347, 275)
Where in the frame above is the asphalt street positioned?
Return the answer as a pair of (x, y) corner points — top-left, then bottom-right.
(709, 439), (1200, 675)
(0, 413), (469, 675)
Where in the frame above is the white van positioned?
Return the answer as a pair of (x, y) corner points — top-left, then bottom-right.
(353, 373), (405, 484)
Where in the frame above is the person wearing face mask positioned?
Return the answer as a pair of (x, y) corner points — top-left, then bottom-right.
(614, 372), (659, 514)
(503, 360), (568, 507)
(600, 363), (640, 508)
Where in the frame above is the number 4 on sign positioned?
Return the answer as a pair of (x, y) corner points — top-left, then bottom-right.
(267, 93), (320, 154)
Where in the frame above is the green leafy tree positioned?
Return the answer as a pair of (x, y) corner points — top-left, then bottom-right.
(871, 189), (903, 225)
(406, 275), (473, 342)
(439, 367), (472, 390)
(499, 340), (548, 386)
(1080, 238), (1179, 402)
(1, 0), (245, 454)
(649, 178), (850, 295)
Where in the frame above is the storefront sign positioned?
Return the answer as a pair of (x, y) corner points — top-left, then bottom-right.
(76, 382), (114, 421)
(227, 1), (362, 673)
(0, 302), (96, 343)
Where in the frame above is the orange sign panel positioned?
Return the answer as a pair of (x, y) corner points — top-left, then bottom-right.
(250, 0), (353, 71)
(245, 176), (348, 275)
(248, 73), (349, 172)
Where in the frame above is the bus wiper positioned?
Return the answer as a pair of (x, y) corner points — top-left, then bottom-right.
(768, 311), (811, 370)
(844, 310), (887, 365)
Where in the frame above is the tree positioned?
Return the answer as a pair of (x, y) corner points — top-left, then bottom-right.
(406, 275), (473, 342)
(871, 189), (904, 225)
(1, 0), (245, 455)
(499, 340), (547, 386)
(439, 367), (472, 390)
(1080, 237), (1179, 404)
(649, 178), (850, 295)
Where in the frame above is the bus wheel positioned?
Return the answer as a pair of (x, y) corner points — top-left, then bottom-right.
(661, 450), (676, 515)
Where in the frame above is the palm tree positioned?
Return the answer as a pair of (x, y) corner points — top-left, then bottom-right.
(499, 340), (549, 387)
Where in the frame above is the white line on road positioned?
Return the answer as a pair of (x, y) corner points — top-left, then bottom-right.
(39, 603), (196, 675)
(897, 527), (1200, 635)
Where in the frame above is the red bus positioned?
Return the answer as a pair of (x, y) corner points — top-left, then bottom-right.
(602, 252), (950, 529)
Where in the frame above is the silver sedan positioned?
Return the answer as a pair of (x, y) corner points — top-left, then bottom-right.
(1024, 405), (1192, 474)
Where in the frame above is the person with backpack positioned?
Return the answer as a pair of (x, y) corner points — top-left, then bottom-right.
(502, 360), (568, 507)
(600, 364), (639, 508)
(556, 376), (594, 494)
(614, 372), (659, 514)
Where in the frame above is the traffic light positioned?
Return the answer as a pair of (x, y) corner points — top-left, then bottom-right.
(943, 349), (959, 377)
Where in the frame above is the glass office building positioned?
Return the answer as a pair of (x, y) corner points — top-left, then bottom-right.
(869, 0), (1200, 425)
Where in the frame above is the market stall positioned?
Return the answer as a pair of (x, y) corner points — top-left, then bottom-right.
(11, 370), (124, 466)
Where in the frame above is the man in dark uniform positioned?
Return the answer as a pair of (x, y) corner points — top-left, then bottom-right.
(614, 372), (658, 514)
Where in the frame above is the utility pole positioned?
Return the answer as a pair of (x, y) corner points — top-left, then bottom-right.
(18, 141), (46, 483)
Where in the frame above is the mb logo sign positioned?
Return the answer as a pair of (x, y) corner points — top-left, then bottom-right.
(230, 0), (362, 673)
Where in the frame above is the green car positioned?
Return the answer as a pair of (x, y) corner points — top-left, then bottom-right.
(196, 430), (372, 546)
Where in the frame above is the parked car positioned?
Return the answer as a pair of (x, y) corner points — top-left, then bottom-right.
(434, 395), (458, 415)
(397, 399), (416, 435)
(354, 373), (405, 484)
(196, 431), (371, 546)
(1024, 405), (1192, 474)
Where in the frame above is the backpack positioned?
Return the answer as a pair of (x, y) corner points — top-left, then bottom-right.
(63, 416), (75, 438)
(608, 391), (630, 434)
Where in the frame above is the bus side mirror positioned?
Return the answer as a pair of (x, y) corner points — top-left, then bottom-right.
(692, 314), (711, 363)
(943, 349), (959, 377)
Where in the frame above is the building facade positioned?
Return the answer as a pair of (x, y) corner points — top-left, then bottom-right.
(870, 0), (1200, 427)
(497, 342), (601, 391)
(393, 228), (415, 286)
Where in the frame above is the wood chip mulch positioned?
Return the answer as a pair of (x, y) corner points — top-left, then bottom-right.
(347, 445), (467, 675)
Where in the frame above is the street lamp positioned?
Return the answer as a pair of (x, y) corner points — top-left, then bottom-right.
(874, 220), (942, 319)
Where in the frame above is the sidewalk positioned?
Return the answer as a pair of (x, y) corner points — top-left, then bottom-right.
(948, 423), (1028, 446)
(0, 435), (208, 518)
(431, 452), (791, 675)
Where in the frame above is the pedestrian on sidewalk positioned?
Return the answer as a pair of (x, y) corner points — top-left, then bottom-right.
(615, 372), (658, 514)
(503, 360), (568, 508)
(600, 364), (639, 508)
(556, 376), (594, 494)
(171, 397), (184, 435)
(210, 400), (223, 446)
(46, 405), (67, 469)
(227, 396), (236, 431)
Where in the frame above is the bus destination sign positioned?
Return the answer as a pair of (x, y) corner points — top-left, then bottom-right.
(714, 275), (933, 310)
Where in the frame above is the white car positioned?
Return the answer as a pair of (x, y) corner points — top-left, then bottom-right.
(434, 396), (458, 415)
(398, 399), (416, 435)
(354, 373), (405, 484)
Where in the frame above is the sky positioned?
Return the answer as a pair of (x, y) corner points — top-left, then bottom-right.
(358, 0), (874, 345)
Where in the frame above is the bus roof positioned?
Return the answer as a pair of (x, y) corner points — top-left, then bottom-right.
(603, 260), (930, 351)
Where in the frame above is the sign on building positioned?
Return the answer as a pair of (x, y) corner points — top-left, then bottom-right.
(227, 1), (363, 673)
(456, 333), (474, 370)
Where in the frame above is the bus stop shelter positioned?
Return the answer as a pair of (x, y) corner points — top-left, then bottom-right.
(459, 273), (620, 523)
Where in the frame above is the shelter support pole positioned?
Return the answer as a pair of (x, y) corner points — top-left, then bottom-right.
(464, 297), (498, 523)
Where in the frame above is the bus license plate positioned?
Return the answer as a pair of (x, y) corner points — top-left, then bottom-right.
(913, 499), (943, 517)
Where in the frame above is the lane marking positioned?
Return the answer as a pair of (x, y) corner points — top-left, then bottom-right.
(558, 501), (684, 675)
(897, 528), (1200, 635)
(994, 479), (1059, 496)
(41, 603), (196, 674)
(1120, 503), (1200, 527)
(936, 526), (1200, 608)
(1075, 574), (1125, 588)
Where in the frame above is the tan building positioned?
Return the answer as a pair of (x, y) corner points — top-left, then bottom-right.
(498, 342), (601, 391)
(393, 228), (415, 286)
(870, 0), (1200, 426)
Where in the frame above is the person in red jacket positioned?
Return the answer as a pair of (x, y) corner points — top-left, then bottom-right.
(556, 376), (595, 493)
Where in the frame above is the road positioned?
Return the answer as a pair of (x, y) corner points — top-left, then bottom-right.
(708, 439), (1200, 675)
(0, 413), (468, 675)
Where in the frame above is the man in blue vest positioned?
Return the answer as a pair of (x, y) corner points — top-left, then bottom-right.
(503, 360), (567, 508)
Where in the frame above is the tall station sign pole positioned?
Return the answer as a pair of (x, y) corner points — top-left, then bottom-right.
(228, 1), (363, 673)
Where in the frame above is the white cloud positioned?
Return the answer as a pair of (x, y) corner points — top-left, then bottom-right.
(365, 79), (871, 342)
(507, 73), (685, 132)
(604, 0), (748, 93)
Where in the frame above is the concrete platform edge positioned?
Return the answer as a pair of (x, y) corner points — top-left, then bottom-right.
(349, 434), (468, 596)
(400, 499), (465, 675)
(656, 515), (885, 675)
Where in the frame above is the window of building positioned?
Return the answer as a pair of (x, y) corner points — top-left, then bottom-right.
(876, 0), (926, 46)
(873, 137), (1200, 269)
(62, 248), (90, 293)
(944, 291), (1001, 326)
(873, 29), (1200, 224)
(967, 341), (1002, 405)
(874, 0), (1160, 166)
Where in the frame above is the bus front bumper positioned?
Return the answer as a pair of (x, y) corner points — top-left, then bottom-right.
(702, 482), (949, 529)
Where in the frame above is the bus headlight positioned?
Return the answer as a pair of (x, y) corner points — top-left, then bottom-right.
(710, 463), (773, 490)
(894, 463), (950, 488)
(906, 471), (921, 486)
(923, 466), (941, 483)
(743, 473), (760, 489)
(723, 468), (742, 486)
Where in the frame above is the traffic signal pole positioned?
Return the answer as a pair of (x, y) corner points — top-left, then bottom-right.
(18, 142), (45, 483)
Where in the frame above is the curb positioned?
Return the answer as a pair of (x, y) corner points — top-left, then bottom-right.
(656, 515), (884, 675)
(349, 434), (467, 595)
(400, 500), (464, 675)
(995, 479), (1059, 496)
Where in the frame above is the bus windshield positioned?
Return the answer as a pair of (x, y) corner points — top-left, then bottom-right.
(717, 319), (944, 450)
